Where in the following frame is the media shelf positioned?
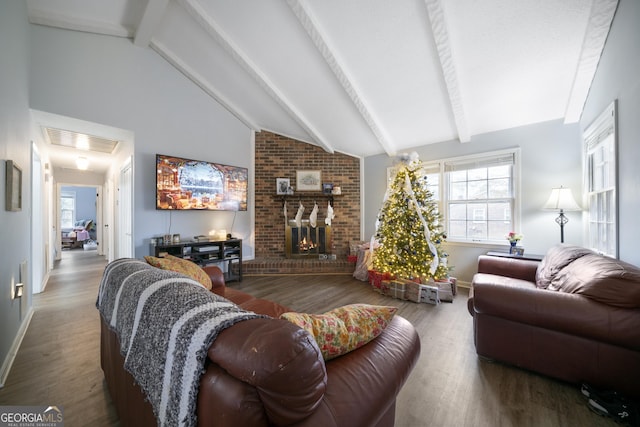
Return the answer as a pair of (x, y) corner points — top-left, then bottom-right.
(152, 238), (242, 282)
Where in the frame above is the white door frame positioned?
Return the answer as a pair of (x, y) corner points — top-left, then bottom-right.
(118, 156), (134, 258)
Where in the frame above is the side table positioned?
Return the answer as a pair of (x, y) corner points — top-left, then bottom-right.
(486, 251), (544, 262)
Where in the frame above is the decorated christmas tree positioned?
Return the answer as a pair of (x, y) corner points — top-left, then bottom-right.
(372, 153), (449, 280)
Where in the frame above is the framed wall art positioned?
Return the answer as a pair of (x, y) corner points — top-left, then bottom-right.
(5, 160), (22, 212)
(296, 170), (321, 191)
(276, 178), (291, 195)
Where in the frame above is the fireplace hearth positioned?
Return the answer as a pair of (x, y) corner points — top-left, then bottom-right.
(285, 220), (331, 258)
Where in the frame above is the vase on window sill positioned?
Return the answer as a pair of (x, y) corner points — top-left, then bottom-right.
(510, 241), (517, 248)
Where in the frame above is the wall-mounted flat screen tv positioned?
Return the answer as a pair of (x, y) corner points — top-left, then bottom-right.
(156, 154), (248, 211)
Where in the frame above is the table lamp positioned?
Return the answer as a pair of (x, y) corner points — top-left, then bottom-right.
(542, 186), (581, 243)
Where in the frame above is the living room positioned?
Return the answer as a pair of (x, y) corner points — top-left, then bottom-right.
(1, 0), (639, 425)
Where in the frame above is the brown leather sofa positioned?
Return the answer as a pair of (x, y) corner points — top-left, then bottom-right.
(468, 244), (640, 400)
(100, 264), (421, 426)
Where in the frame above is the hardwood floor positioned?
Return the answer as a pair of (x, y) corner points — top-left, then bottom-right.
(0, 251), (616, 426)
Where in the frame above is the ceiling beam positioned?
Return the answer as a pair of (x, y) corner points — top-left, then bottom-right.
(150, 40), (262, 131)
(287, 0), (397, 156)
(423, 0), (470, 143)
(27, 7), (132, 38)
(176, 0), (335, 153)
(564, 0), (619, 124)
(134, 0), (170, 47)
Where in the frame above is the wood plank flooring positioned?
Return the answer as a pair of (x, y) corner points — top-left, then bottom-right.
(0, 251), (617, 426)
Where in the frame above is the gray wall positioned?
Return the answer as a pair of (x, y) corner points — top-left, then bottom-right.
(580, 0), (640, 267)
(29, 25), (253, 260)
(0, 1), (32, 384)
(364, 119), (583, 284)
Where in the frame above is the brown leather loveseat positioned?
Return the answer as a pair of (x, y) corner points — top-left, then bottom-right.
(99, 259), (420, 426)
(468, 244), (640, 400)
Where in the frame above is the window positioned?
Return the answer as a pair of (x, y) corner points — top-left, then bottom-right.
(60, 191), (76, 229)
(584, 101), (617, 257)
(444, 152), (517, 242)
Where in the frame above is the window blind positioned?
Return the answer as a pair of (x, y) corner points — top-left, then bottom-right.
(444, 153), (515, 172)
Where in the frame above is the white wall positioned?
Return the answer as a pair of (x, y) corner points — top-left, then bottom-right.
(364, 119), (583, 284)
(0, 0), (33, 385)
(29, 24), (253, 260)
(581, 0), (640, 267)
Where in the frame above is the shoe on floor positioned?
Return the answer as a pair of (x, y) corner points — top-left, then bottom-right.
(586, 392), (639, 426)
(582, 383), (627, 400)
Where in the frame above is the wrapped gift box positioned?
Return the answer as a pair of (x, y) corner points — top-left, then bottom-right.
(380, 280), (392, 296)
(389, 281), (407, 300)
(435, 279), (455, 302)
(404, 281), (428, 303)
(369, 270), (394, 292)
(419, 285), (440, 305)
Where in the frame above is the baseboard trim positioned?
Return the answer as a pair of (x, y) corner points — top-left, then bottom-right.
(457, 280), (471, 289)
(0, 307), (35, 388)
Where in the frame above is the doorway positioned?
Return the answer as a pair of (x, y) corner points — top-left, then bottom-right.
(58, 185), (101, 259)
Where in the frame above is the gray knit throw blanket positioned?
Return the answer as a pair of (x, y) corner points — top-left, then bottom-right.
(96, 258), (262, 427)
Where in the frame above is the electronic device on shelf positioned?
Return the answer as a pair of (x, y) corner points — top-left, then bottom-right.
(193, 245), (220, 252)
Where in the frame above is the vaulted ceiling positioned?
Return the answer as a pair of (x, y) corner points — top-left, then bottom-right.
(27, 0), (618, 160)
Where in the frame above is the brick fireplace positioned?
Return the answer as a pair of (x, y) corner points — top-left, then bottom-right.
(246, 131), (361, 274)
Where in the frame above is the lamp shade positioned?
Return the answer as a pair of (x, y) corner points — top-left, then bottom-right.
(543, 186), (581, 211)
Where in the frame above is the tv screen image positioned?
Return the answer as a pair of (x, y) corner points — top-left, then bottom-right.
(156, 154), (248, 211)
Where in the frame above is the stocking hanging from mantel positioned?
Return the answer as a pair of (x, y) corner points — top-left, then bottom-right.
(294, 201), (304, 228)
(283, 201), (288, 226)
(309, 202), (319, 228)
(325, 201), (334, 226)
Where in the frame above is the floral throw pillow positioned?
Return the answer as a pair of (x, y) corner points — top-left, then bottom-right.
(144, 254), (212, 290)
(280, 304), (397, 360)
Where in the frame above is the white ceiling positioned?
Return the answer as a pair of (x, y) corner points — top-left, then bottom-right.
(27, 0), (618, 163)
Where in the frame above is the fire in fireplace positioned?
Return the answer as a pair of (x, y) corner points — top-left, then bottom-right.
(285, 220), (331, 258)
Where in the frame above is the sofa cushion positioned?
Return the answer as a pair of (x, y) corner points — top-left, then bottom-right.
(240, 298), (291, 318)
(535, 244), (594, 289)
(144, 254), (212, 290)
(280, 304), (397, 360)
(223, 287), (256, 305)
(549, 254), (640, 308)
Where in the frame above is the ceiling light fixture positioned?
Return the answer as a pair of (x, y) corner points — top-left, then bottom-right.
(76, 157), (89, 170)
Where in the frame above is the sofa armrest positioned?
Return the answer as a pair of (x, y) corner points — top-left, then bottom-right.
(202, 265), (226, 296)
(296, 315), (421, 427)
(477, 255), (539, 282)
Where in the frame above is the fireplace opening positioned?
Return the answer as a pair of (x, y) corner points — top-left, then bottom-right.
(285, 220), (331, 258)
